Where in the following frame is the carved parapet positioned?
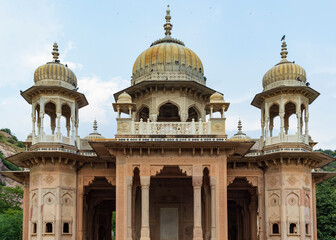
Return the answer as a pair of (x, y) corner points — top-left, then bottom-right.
(116, 118), (132, 134)
(209, 118), (227, 136)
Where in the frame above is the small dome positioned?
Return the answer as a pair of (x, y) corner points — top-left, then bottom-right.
(34, 43), (77, 89)
(210, 92), (225, 103)
(131, 6), (204, 84)
(117, 92), (132, 104)
(85, 120), (105, 139)
(262, 40), (306, 91)
(229, 120), (251, 141)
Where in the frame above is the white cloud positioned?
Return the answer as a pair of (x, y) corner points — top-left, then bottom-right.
(78, 75), (129, 124)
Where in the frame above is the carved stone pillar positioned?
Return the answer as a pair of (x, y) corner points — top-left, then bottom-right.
(280, 112), (285, 139)
(249, 194), (258, 240)
(140, 176), (150, 240)
(210, 176), (217, 240)
(193, 176), (203, 240)
(126, 176), (133, 240)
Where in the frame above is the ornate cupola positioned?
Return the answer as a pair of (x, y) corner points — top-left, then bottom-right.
(113, 6), (229, 138)
(131, 5), (205, 86)
(21, 43), (88, 147)
(252, 37), (320, 151)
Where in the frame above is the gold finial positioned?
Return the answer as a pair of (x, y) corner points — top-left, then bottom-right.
(238, 119), (242, 132)
(280, 39), (288, 59)
(93, 119), (98, 132)
(52, 42), (60, 61)
(164, 5), (173, 36)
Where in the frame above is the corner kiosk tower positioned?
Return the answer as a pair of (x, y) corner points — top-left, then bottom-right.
(2, 5), (335, 240)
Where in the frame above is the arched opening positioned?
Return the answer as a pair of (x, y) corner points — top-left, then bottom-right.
(61, 104), (72, 137)
(149, 166), (193, 239)
(44, 102), (56, 135)
(63, 222), (70, 233)
(301, 104), (306, 136)
(158, 102), (180, 122)
(228, 177), (258, 240)
(34, 104), (40, 136)
(269, 104), (279, 137)
(137, 106), (149, 121)
(83, 177), (116, 240)
(187, 106), (199, 122)
(45, 222), (53, 233)
(272, 223), (279, 234)
(284, 102), (297, 134)
(289, 223), (297, 234)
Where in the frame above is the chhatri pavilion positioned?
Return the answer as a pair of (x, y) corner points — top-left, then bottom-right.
(2, 5), (335, 240)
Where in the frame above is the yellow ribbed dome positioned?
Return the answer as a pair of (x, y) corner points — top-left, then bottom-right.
(132, 42), (203, 79)
(262, 40), (306, 90)
(132, 5), (204, 83)
(34, 43), (77, 88)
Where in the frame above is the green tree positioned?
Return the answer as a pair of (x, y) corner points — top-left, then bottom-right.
(316, 170), (336, 239)
(0, 209), (22, 240)
(0, 185), (23, 213)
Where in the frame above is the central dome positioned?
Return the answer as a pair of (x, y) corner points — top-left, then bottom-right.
(131, 6), (205, 85)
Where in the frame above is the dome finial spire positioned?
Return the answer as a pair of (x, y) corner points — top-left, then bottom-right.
(93, 119), (98, 133)
(280, 36), (288, 60)
(164, 5), (173, 36)
(238, 119), (243, 133)
(52, 42), (60, 62)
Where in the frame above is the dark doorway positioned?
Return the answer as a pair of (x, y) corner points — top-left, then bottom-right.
(83, 177), (116, 240)
(228, 178), (258, 240)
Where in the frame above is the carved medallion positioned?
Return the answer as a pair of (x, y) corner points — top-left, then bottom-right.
(286, 175), (297, 186)
(44, 175), (55, 185)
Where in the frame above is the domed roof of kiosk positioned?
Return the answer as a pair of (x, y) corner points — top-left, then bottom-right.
(229, 120), (251, 141)
(117, 92), (132, 104)
(85, 120), (105, 139)
(262, 39), (306, 91)
(34, 43), (77, 89)
(132, 6), (204, 82)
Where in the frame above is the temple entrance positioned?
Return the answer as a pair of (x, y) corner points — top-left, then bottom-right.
(83, 177), (116, 240)
(228, 177), (258, 240)
(149, 166), (193, 240)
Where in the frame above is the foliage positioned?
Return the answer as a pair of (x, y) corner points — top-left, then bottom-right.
(0, 209), (22, 240)
(0, 128), (25, 150)
(316, 177), (336, 239)
(0, 185), (23, 214)
(315, 149), (336, 239)
(316, 149), (336, 171)
(0, 185), (23, 240)
(0, 128), (12, 135)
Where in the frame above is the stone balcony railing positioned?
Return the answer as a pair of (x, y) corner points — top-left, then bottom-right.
(265, 134), (308, 145)
(116, 118), (227, 136)
(31, 133), (75, 145)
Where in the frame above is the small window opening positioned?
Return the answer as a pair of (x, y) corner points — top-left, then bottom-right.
(63, 222), (70, 233)
(272, 223), (279, 234)
(32, 223), (37, 234)
(305, 224), (309, 235)
(45, 222), (53, 233)
(289, 223), (297, 234)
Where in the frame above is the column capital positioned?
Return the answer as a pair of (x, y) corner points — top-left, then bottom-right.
(210, 176), (217, 187)
(193, 176), (203, 188)
(140, 176), (150, 188)
(126, 176), (133, 188)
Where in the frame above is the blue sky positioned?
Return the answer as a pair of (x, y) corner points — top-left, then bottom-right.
(0, 1), (335, 149)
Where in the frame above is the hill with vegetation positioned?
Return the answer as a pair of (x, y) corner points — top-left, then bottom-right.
(0, 128), (25, 186)
(0, 128), (24, 239)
